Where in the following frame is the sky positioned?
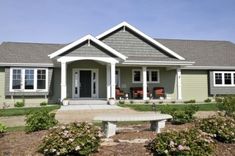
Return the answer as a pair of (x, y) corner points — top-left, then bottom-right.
(0, 0), (235, 44)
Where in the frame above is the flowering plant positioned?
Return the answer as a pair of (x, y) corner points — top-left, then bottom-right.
(39, 122), (102, 155)
(147, 129), (215, 156)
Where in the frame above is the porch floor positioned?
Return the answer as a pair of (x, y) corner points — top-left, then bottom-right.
(68, 99), (107, 105)
(59, 104), (123, 111)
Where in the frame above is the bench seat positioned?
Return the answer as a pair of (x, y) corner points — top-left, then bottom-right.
(93, 113), (172, 137)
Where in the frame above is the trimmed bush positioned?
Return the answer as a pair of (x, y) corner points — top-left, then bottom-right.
(119, 100), (125, 104)
(14, 101), (25, 107)
(40, 101), (48, 106)
(218, 96), (235, 117)
(130, 100), (134, 104)
(197, 114), (235, 143)
(160, 105), (198, 124)
(39, 122), (102, 156)
(215, 97), (223, 103)
(184, 99), (196, 104)
(145, 100), (150, 104)
(147, 129), (215, 156)
(204, 98), (211, 103)
(0, 123), (7, 137)
(25, 110), (58, 132)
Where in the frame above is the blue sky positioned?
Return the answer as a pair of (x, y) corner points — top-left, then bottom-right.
(0, 0), (235, 44)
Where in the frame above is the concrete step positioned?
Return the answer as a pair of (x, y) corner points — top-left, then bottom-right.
(68, 99), (108, 105)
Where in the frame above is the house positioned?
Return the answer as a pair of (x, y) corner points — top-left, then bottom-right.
(0, 22), (235, 107)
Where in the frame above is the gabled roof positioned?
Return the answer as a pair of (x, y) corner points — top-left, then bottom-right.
(48, 34), (127, 60)
(96, 21), (185, 60)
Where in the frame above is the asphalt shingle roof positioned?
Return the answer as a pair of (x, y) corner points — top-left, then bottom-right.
(0, 39), (235, 67)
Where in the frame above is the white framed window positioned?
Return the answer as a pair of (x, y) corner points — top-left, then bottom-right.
(10, 68), (48, 92)
(213, 71), (235, 87)
(132, 69), (160, 83)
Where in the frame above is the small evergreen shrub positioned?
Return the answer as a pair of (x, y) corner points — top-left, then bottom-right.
(145, 100), (150, 104)
(204, 98), (211, 103)
(215, 97), (223, 103)
(217, 96), (235, 116)
(39, 122), (102, 156)
(130, 100), (134, 104)
(159, 101), (163, 104)
(25, 110), (58, 132)
(184, 99), (196, 104)
(171, 101), (176, 104)
(197, 114), (235, 143)
(14, 100), (25, 107)
(119, 100), (125, 104)
(160, 105), (199, 124)
(147, 129), (215, 156)
(0, 123), (7, 137)
(40, 101), (48, 106)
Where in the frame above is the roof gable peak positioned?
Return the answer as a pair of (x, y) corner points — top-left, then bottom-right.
(96, 21), (185, 60)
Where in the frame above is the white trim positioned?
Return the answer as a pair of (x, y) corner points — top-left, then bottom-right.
(110, 63), (116, 99)
(123, 60), (194, 66)
(142, 66), (148, 100)
(96, 21), (185, 60)
(132, 69), (160, 83)
(213, 71), (235, 87)
(49, 34), (127, 60)
(9, 68), (48, 92)
(0, 63), (54, 67)
(72, 68), (99, 98)
(183, 66), (235, 70)
(57, 56), (119, 64)
(106, 64), (111, 99)
(177, 68), (182, 100)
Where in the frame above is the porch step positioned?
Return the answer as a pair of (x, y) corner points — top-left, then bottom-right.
(68, 99), (108, 105)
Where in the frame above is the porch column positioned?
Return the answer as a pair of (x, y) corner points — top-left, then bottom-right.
(142, 66), (148, 100)
(110, 63), (116, 99)
(177, 68), (182, 100)
(106, 64), (111, 99)
(61, 62), (67, 102)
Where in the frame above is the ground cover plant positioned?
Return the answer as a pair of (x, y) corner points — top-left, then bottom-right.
(148, 128), (215, 156)
(0, 123), (7, 137)
(39, 122), (102, 156)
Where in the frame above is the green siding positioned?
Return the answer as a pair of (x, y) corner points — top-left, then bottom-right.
(181, 70), (209, 101)
(49, 68), (61, 103)
(118, 67), (177, 100)
(0, 68), (5, 105)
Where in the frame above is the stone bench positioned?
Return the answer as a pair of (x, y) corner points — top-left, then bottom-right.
(93, 113), (172, 138)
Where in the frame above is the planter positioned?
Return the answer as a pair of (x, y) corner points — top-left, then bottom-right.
(108, 98), (116, 105)
(62, 100), (69, 106)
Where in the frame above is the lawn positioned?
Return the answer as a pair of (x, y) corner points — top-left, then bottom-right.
(0, 105), (60, 117)
(119, 103), (219, 111)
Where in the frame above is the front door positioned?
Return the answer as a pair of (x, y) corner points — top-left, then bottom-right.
(73, 69), (98, 98)
(79, 70), (91, 97)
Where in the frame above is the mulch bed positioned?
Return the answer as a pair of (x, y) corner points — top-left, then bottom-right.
(0, 122), (234, 156)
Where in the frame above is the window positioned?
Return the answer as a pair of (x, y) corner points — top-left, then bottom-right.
(215, 73), (222, 85)
(214, 71), (235, 86)
(132, 69), (160, 83)
(12, 69), (21, 89)
(10, 68), (48, 91)
(133, 70), (141, 82)
(37, 70), (46, 89)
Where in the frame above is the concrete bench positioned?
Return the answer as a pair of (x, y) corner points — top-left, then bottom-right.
(93, 113), (172, 138)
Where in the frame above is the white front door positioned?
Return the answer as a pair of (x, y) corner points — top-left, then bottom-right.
(72, 69), (98, 98)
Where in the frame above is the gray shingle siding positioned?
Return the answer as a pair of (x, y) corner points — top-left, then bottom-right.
(101, 27), (173, 58)
(5, 68), (53, 96)
(60, 41), (116, 58)
(209, 71), (235, 95)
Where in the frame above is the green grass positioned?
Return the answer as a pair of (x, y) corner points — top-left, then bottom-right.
(0, 105), (60, 117)
(119, 103), (219, 111)
(6, 126), (26, 132)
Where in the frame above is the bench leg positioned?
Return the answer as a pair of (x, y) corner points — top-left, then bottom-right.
(150, 120), (166, 133)
(102, 121), (117, 138)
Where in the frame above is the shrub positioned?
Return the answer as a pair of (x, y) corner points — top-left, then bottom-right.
(130, 100), (134, 104)
(40, 101), (48, 106)
(119, 100), (125, 104)
(204, 98), (211, 103)
(171, 101), (176, 104)
(184, 99), (196, 104)
(39, 122), (102, 155)
(159, 101), (163, 104)
(0, 123), (7, 137)
(25, 110), (58, 132)
(215, 96), (223, 103)
(197, 114), (235, 143)
(160, 105), (199, 124)
(145, 100), (150, 104)
(147, 128), (215, 156)
(14, 100), (25, 107)
(217, 96), (235, 117)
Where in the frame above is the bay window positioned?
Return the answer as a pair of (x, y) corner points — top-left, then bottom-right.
(10, 68), (48, 91)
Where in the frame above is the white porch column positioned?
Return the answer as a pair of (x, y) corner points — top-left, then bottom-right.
(177, 68), (182, 100)
(110, 63), (116, 99)
(61, 62), (67, 102)
(142, 66), (148, 100)
(106, 64), (111, 99)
